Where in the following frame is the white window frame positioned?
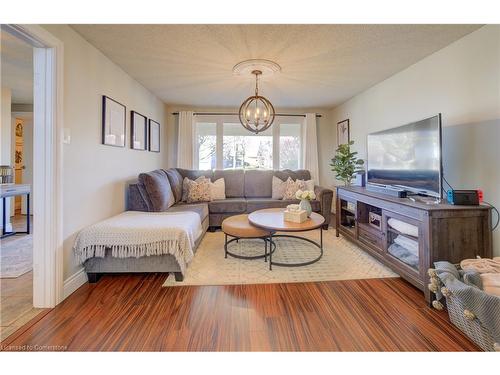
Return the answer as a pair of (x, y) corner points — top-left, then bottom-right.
(193, 115), (304, 170)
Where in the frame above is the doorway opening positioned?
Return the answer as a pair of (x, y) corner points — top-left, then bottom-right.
(0, 24), (63, 342)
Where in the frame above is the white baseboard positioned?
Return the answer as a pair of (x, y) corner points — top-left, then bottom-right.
(63, 268), (88, 299)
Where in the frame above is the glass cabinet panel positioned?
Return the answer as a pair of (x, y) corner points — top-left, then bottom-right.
(385, 213), (420, 272)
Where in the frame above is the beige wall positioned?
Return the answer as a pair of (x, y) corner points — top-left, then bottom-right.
(42, 25), (168, 279)
(165, 105), (336, 188)
(330, 25), (500, 256)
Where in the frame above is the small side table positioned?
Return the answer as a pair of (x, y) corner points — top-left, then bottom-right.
(1, 184), (31, 239)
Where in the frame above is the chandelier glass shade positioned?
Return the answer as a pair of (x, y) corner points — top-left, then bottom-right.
(238, 70), (275, 134)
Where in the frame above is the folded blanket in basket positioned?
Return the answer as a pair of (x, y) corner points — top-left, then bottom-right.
(481, 273), (500, 297)
(461, 257), (500, 274)
(73, 210), (202, 274)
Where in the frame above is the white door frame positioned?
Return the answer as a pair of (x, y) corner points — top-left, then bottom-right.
(2, 24), (64, 307)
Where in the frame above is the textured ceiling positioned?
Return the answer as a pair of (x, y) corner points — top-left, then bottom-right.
(72, 24), (481, 108)
(0, 30), (33, 104)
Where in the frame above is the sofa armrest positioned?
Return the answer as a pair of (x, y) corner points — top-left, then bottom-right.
(314, 185), (334, 228)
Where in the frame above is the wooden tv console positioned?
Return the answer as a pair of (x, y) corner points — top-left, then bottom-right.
(335, 186), (492, 302)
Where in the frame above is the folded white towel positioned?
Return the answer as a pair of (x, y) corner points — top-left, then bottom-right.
(394, 235), (419, 257)
(388, 218), (419, 237)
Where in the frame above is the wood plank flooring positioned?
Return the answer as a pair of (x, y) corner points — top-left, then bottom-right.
(0, 274), (478, 351)
(1, 215), (45, 341)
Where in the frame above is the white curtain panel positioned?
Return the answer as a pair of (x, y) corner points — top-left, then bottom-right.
(177, 111), (194, 168)
(302, 113), (320, 184)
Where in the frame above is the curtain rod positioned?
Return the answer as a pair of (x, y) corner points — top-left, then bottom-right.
(171, 112), (322, 118)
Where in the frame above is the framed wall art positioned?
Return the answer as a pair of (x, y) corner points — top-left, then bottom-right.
(131, 111), (147, 150)
(337, 118), (350, 146)
(148, 119), (160, 153)
(102, 95), (126, 147)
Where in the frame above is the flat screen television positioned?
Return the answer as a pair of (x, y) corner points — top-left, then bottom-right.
(367, 114), (442, 198)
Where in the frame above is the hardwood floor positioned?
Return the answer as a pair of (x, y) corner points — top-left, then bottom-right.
(0, 215), (45, 341)
(0, 274), (478, 351)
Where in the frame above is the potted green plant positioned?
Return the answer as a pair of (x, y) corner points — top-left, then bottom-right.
(330, 140), (365, 186)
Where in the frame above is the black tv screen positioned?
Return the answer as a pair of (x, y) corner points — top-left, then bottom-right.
(367, 114), (442, 197)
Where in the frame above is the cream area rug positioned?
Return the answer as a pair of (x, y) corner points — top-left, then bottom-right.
(163, 229), (397, 287)
(0, 235), (33, 278)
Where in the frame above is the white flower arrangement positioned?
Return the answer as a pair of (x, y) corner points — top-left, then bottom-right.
(295, 189), (316, 201)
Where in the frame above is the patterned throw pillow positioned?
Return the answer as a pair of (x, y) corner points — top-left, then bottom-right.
(297, 179), (315, 192)
(182, 176), (206, 202)
(271, 176), (290, 199)
(282, 179), (307, 200)
(186, 178), (211, 203)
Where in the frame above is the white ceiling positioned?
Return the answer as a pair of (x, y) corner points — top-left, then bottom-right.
(72, 25), (481, 108)
(0, 30), (33, 104)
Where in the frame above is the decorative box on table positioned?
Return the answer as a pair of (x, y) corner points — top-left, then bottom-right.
(284, 209), (308, 223)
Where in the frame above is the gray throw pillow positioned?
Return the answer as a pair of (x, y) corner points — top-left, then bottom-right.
(139, 170), (175, 211)
(164, 168), (183, 203)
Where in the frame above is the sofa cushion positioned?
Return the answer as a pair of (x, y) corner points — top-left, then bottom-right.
(176, 168), (214, 181)
(274, 169), (311, 182)
(167, 202), (209, 222)
(164, 168), (183, 203)
(244, 169), (273, 198)
(208, 198), (247, 213)
(246, 198), (320, 213)
(138, 169), (174, 211)
(214, 169), (244, 198)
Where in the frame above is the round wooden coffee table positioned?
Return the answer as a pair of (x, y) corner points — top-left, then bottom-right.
(248, 208), (325, 270)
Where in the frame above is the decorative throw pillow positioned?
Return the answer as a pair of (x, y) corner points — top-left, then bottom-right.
(282, 178), (307, 200)
(272, 176), (290, 199)
(210, 178), (226, 200)
(186, 178), (211, 203)
(297, 179), (315, 193)
(182, 176), (206, 202)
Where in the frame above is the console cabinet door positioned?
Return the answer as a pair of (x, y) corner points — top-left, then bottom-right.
(383, 210), (424, 280)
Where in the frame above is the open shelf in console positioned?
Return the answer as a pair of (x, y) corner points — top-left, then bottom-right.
(356, 202), (384, 251)
(338, 198), (356, 237)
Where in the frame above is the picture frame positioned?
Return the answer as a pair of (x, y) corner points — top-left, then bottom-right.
(130, 111), (148, 150)
(102, 95), (126, 147)
(148, 119), (160, 152)
(337, 119), (350, 146)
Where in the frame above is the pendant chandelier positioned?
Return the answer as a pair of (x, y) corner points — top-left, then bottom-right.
(238, 69), (276, 134)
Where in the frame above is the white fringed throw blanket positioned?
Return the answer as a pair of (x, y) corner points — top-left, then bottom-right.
(73, 211), (202, 274)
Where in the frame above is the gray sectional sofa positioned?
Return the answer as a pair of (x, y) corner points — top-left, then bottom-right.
(84, 168), (333, 282)
(128, 168), (333, 230)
